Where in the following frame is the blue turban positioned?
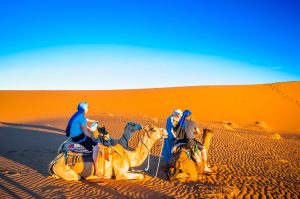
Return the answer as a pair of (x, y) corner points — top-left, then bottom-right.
(174, 109), (192, 139)
(177, 109), (192, 127)
(65, 102), (88, 137)
(77, 102), (88, 112)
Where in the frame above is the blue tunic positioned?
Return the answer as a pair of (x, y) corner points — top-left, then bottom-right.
(162, 115), (176, 163)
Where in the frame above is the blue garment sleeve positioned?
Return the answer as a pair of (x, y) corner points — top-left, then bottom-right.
(166, 116), (174, 139)
(163, 115), (175, 163)
(78, 114), (87, 126)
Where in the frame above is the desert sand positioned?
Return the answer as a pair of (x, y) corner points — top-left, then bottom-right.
(0, 81), (299, 198)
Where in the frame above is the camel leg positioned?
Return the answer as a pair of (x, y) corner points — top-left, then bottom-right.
(124, 172), (144, 180)
(52, 153), (81, 181)
(116, 172), (144, 180)
(113, 159), (143, 180)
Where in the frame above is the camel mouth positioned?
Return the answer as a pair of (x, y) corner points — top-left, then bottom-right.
(137, 124), (143, 130)
(127, 122), (143, 131)
(160, 128), (168, 138)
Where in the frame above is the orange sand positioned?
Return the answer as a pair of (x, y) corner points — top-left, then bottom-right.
(0, 82), (300, 198)
(1, 81), (300, 133)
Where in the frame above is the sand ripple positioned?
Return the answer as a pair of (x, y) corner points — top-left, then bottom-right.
(1, 115), (299, 198)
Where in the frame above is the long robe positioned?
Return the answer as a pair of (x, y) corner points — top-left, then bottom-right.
(162, 115), (176, 163)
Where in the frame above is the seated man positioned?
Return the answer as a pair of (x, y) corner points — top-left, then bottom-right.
(65, 102), (103, 178)
(174, 110), (212, 174)
(162, 109), (183, 164)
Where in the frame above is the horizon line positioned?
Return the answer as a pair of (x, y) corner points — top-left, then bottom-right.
(1, 81), (299, 91)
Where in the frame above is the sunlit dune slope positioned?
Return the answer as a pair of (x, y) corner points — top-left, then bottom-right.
(0, 81), (299, 133)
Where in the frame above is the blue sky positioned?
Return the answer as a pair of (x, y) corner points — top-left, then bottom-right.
(0, 0), (299, 89)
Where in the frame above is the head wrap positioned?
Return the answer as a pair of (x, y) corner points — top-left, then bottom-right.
(65, 102), (89, 137)
(173, 109), (183, 116)
(178, 110), (192, 128)
(77, 102), (88, 112)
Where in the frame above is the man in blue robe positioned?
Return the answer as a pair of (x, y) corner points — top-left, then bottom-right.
(162, 109), (182, 164)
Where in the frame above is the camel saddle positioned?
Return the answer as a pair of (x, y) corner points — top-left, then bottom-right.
(65, 144), (112, 167)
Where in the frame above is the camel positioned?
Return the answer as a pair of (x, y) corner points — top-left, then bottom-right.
(168, 128), (213, 181)
(108, 122), (142, 149)
(49, 126), (167, 181)
(57, 122), (142, 154)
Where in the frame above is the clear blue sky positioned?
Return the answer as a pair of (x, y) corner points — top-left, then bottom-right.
(0, 0), (299, 89)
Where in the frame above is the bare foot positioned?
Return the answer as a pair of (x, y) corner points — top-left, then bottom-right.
(85, 175), (103, 180)
(94, 171), (104, 178)
(203, 167), (212, 175)
(85, 175), (105, 183)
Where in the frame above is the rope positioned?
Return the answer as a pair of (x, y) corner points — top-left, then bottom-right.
(130, 129), (150, 172)
(155, 137), (164, 177)
(145, 147), (150, 171)
(139, 130), (151, 171)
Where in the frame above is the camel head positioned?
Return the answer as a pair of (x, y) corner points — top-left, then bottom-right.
(125, 122), (143, 132)
(203, 128), (213, 134)
(143, 125), (168, 141)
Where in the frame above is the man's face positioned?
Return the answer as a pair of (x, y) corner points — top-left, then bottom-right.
(173, 114), (181, 122)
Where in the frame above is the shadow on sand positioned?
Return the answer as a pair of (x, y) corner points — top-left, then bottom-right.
(0, 123), (173, 198)
(0, 123), (66, 176)
(0, 122), (64, 133)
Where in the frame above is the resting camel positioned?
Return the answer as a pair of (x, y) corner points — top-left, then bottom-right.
(57, 122), (142, 154)
(168, 128), (213, 181)
(49, 126), (167, 181)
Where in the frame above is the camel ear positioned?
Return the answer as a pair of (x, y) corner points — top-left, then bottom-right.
(144, 126), (149, 131)
(148, 125), (157, 131)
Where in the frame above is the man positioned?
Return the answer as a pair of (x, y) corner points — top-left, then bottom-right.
(162, 109), (182, 164)
(175, 110), (212, 174)
(66, 102), (103, 178)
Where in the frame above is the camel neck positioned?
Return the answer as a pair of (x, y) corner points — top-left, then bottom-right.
(120, 127), (131, 143)
(127, 132), (156, 167)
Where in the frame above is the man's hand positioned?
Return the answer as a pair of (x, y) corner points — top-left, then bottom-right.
(87, 118), (98, 123)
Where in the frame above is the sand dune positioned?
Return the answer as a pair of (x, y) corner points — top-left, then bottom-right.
(0, 82), (299, 198)
(1, 82), (300, 133)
